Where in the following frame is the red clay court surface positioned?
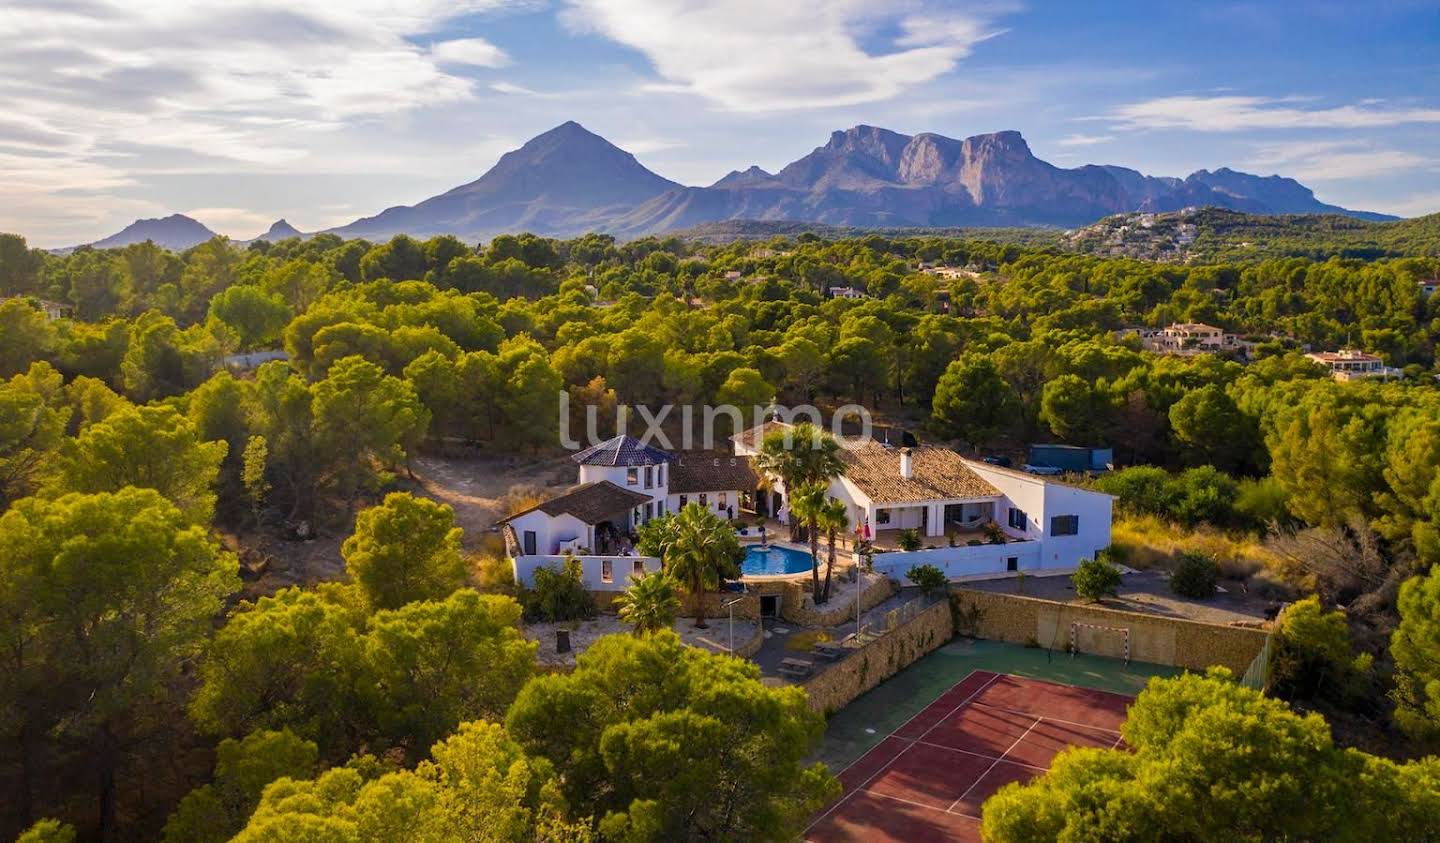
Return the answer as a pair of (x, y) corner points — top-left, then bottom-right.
(805, 670), (1133, 843)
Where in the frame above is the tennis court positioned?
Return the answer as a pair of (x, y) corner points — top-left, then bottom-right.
(805, 670), (1132, 842)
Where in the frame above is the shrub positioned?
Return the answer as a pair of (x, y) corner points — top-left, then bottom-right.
(906, 563), (948, 595)
(1165, 466), (1239, 527)
(1095, 465), (1173, 516)
(1269, 596), (1362, 702)
(1170, 551), (1218, 599)
(1234, 476), (1293, 530)
(475, 554), (516, 595)
(898, 528), (922, 551)
(1072, 557), (1121, 602)
(519, 557), (594, 623)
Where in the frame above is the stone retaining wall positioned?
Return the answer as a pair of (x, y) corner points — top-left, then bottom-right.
(586, 590), (760, 622)
(801, 598), (953, 715)
(781, 573), (895, 627)
(950, 588), (1269, 675)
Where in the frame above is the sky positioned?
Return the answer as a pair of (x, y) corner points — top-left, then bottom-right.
(2, 0), (1438, 247)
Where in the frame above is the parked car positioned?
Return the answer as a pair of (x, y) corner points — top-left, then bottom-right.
(981, 455), (1013, 467)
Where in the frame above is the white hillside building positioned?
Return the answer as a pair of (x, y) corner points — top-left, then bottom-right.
(501, 435), (757, 590)
(733, 422), (1113, 581)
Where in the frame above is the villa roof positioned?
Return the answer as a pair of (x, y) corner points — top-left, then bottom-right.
(571, 434), (672, 466)
(1307, 350), (1381, 362)
(500, 481), (653, 525)
(730, 420), (795, 450)
(840, 442), (998, 504)
(669, 453), (758, 494)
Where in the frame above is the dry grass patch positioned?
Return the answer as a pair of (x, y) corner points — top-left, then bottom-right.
(1110, 514), (1296, 585)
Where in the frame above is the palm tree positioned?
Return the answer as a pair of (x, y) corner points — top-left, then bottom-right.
(817, 497), (850, 604)
(753, 422), (845, 542)
(615, 572), (681, 636)
(788, 482), (829, 602)
(654, 503), (743, 629)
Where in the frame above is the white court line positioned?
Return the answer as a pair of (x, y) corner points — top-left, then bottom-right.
(913, 738), (1047, 771)
(946, 717), (1042, 815)
(803, 671), (1002, 835)
(969, 701), (1123, 735)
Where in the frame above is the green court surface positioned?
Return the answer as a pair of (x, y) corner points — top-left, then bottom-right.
(814, 638), (1182, 772)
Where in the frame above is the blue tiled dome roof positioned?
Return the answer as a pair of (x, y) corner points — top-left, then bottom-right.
(571, 434), (673, 466)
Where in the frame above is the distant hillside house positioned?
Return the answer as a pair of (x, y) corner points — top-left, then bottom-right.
(3, 296), (72, 321)
(1305, 349), (1404, 382)
(1420, 279), (1438, 298)
(829, 285), (868, 299)
(1144, 322), (1237, 354)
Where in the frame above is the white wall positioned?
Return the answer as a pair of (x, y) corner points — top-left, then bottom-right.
(1039, 481), (1114, 568)
(964, 460), (1113, 570)
(668, 488), (742, 519)
(871, 541), (1043, 580)
(507, 510), (594, 556)
(512, 554), (662, 591)
(577, 463), (669, 510)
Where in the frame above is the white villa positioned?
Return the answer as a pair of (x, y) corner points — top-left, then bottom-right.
(1305, 349), (1403, 382)
(503, 425), (1115, 590)
(500, 435), (758, 591)
(733, 421), (1114, 581)
(1142, 322), (1239, 355)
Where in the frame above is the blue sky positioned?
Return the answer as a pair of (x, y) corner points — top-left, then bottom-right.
(2, 0), (1437, 246)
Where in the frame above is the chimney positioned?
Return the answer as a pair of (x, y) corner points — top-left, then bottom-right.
(899, 447), (913, 479)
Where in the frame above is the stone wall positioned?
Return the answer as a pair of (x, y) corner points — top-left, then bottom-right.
(686, 590), (760, 621)
(801, 598), (953, 715)
(950, 588), (1269, 675)
(781, 573), (895, 627)
(587, 589), (760, 621)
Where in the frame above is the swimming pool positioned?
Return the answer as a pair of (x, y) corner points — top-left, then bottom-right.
(742, 543), (814, 576)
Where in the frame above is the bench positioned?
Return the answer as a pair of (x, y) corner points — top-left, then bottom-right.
(812, 641), (847, 660)
(779, 657), (815, 678)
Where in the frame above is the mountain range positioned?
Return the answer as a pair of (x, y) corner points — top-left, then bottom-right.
(70, 121), (1398, 250)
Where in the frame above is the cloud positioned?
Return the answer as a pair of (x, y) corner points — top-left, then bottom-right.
(1381, 191), (1440, 219)
(431, 37), (511, 67)
(616, 137), (685, 155)
(560, 0), (1015, 111)
(1107, 95), (1440, 131)
(1055, 133), (1113, 147)
(1245, 140), (1435, 182)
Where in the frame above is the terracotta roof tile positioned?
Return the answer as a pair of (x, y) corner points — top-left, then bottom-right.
(840, 442), (998, 503)
(500, 481), (653, 525)
(669, 453), (758, 494)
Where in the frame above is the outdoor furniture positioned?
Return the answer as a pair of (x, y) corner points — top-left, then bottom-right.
(779, 657), (814, 678)
(813, 641), (846, 660)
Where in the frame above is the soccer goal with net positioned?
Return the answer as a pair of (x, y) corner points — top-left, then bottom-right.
(1069, 621), (1131, 665)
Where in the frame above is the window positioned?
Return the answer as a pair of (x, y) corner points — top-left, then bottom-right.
(626, 467), (638, 486)
(1050, 515), (1079, 536)
(719, 492), (728, 506)
(633, 559), (645, 577)
(645, 502), (654, 521)
(601, 559), (613, 583)
(1006, 556), (1019, 572)
(699, 493), (708, 506)
(877, 509), (891, 525)
(679, 494), (688, 507)
(657, 464), (664, 485)
(644, 466), (653, 489)
(522, 530), (537, 556)
(1008, 507), (1027, 530)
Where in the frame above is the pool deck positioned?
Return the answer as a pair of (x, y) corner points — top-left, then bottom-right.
(813, 637), (1181, 773)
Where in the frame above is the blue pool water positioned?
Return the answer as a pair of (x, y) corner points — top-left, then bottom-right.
(742, 543), (814, 576)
